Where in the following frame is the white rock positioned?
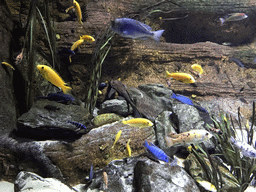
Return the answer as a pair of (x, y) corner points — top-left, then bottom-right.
(14, 171), (77, 192)
(0, 181), (14, 192)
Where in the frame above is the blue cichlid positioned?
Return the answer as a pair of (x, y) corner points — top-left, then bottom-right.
(171, 93), (208, 113)
(57, 48), (75, 56)
(143, 140), (169, 162)
(38, 92), (74, 104)
(111, 18), (164, 41)
(229, 57), (246, 68)
(89, 163), (93, 181)
(171, 93), (194, 106)
(68, 121), (86, 129)
(99, 82), (108, 90)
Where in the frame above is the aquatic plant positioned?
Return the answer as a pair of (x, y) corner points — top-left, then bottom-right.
(188, 102), (256, 191)
(85, 28), (115, 114)
(20, 0), (56, 109)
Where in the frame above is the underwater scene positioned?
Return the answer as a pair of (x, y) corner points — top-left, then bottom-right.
(2, 0), (256, 191)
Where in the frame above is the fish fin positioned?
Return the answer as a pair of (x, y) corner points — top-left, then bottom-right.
(165, 136), (173, 147)
(195, 105), (208, 113)
(62, 86), (72, 94)
(165, 70), (171, 78)
(108, 88), (116, 99)
(171, 93), (176, 99)
(219, 18), (225, 25)
(143, 140), (149, 148)
(230, 136), (236, 144)
(137, 21), (152, 31)
(152, 29), (164, 42)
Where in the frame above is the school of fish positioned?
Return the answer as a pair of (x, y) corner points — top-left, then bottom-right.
(3, 1), (252, 189)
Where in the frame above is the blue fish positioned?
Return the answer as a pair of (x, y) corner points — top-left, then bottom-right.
(38, 92), (75, 104)
(89, 163), (93, 181)
(99, 82), (108, 90)
(171, 93), (208, 113)
(57, 48), (75, 56)
(171, 93), (194, 106)
(143, 140), (169, 162)
(111, 18), (164, 41)
(68, 121), (87, 129)
(229, 57), (246, 68)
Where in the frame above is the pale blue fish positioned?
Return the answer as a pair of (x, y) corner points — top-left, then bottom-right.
(143, 140), (169, 162)
(89, 163), (93, 181)
(111, 18), (164, 41)
(230, 136), (256, 158)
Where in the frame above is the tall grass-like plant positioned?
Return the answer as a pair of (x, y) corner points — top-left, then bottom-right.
(189, 102), (256, 191)
(21, 0), (56, 110)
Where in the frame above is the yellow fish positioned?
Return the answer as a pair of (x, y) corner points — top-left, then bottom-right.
(80, 35), (95, 42)
(196, 179), (217, 192)
(165, 130), (213, 147)
(191, 64), (203, 75)
(111, 130), (122, 148)
(122, 118), (153, 128)
(2, 62), (15, 70)
(126, 139), (131, 157)
(246, 120), (250, 131)
(165, 71), (195, 84)
(71, 39), (84, 51)
(65, 6), (74, 13)
(73, 0), (82, 24)
(37, 65), (72, 94)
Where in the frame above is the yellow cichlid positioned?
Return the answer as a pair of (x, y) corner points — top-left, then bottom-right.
(73, 0), (82, 24)
(165, 71), (195, 84)
(191, 64), (203, 75)
(122, 118), (153, 128)
(2, 62), (15, 70)
(246, 120), (250, 130)
(71, 39), (84, 51)
(37, 65), (72, 94)
(165, 130), (213, 147)
(126, 139), (131, 157)
(112, 130), (122, 148)
(196, 179), (217, 192)
(65, 6), (74, 13)
(80, 35), (95, 42)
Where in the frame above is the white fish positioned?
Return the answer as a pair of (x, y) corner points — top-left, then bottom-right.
(230, 136), (256, 158)
(165, 130), (213, 147)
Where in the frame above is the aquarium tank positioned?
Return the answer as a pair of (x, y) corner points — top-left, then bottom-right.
(0, 0), (256, 191)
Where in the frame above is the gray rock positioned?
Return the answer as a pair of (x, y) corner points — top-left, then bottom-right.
(133, 159), (200, 192)
(155, 111), (177, 149)
(44, 120), (156, 184)
(100, 99), (132, 116)
(14, 171), (76, 192)
(0, 3), (16, 135)
(0, 181), (14, 192)
(171, 103), (204, 133)
(17, 99), (90, 139)
(137, 84), (173, 111)
(127, 87), (164, 121)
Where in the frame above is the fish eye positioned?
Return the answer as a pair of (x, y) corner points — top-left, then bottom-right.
(206, 133), (209, 135)
(41, 66), (44, 69)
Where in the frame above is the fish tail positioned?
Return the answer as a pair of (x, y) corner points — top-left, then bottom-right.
(165, 70), (172, 78)
(62, 85), (72, 94)
(171, 93), (176, 99)
(122, 120), (127, 124)
(165, 136), (173, 147)
(220, 18), (225, 25)
(152, 29), (164, 42)
(143, 140), (149, 148)
(230, 136), (236, 144)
